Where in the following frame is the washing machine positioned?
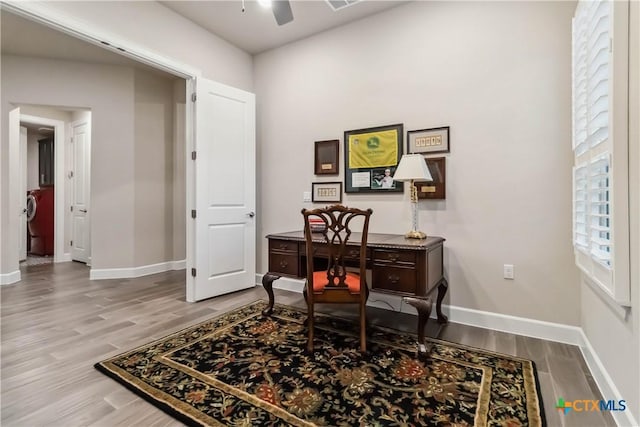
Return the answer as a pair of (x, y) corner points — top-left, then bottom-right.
(27, 188), (54, 256)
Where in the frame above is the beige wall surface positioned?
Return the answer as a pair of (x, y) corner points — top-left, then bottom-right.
(24, 0), (253, 92)
(581, 1), (640, 422)
(254, 1), (581, 325)
(1, 56), (183, 274)
(1, 55), (136, 271)
(172, 80), (187, 262)
(133, 69), (177, 266)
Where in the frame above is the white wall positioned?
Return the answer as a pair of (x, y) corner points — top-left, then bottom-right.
(0, 2), (253, 278)
(18, 1), (253, 91)
(133, 69), (177, 266)
(1, 55), (187, 273)
(1, 55), (136, 271)
(173, 80), (187, 262)
(254, 1), (580, 325)
(580, 1), (640, 423)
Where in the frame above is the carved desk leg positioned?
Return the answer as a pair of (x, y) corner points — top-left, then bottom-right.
(262, 273), (281, 316)
(436, 278), (449, 324)
(403, 296), (433, 354)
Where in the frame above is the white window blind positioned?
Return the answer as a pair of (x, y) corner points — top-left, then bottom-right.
(588, 155), (611, 265)
(573, 165), (588, 249)
(572, 0), (630, 306)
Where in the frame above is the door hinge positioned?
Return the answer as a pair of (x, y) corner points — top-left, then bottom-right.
(191, 93), (197, 102)
(70, 136), (74, 143)
(191, 268), (196, 277)
(191, 151), (196, 160)
(70, 206), (73, 212)
(70, 240), (73, 246)
(191, 209), (196, 219)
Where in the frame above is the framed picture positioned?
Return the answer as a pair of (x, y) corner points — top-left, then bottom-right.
(415, 157), (446, 200)
(344, 123), (403, 193)
(407, 126), (450, 154)
(312, 182), (342, 203)
(314, 139), (339, 175)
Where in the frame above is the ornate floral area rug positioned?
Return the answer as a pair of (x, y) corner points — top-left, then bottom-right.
(95, 301), (545, 426)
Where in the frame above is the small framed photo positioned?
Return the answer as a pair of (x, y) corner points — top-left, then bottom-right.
(314, 139), (339, 175)
(407, 126), (450, 154)
(312, 182), (342, 203)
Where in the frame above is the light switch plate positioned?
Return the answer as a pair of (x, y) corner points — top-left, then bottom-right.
(303, 191), (312, 202)
(503, 264), (514, 280)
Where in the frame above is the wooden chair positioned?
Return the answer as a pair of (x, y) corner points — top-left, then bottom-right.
(301, 205), (373, 352)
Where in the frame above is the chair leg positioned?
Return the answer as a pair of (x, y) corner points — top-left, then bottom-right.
(360, 302), (367, 353)
(307, 303), (314, 352)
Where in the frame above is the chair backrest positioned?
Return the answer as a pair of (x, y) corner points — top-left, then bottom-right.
(301, 205), (372, 292)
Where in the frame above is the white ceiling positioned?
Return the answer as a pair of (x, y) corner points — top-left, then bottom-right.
(1, 1), (407, 69)
(161, 0), (408, 54)
(0, 10), (176, 77)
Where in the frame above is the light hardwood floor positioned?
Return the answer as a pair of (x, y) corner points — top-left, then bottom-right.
(1, 262), (613, 426)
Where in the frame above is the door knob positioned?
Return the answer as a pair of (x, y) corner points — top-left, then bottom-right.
(247, 211), (255, 218)
(79, 209), (88, 213)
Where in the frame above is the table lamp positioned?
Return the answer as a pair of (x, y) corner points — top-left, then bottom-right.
(392, 154), (433, 239)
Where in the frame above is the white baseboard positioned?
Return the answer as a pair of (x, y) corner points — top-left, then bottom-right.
(255, 273), (583, 345)
(578, 331), (639, 427)
(90, 259), (186, 280)
(0, 270), (21, 285)
(256, 272), (638, 426)
(55, 253), (72, 263)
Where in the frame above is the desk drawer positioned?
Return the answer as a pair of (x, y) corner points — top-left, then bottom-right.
(301, 243), (369, 261)
(270, 239), (298, 254)
(372, 264), (416, 294)
(373, 249), (416, 265)
(269, 253), (299, 276)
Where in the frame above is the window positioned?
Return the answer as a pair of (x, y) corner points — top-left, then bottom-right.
(572, 0), (630, 305)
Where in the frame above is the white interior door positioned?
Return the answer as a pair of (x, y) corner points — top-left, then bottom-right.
(70, 121), (91, 263)
(189, 78), (256, 302)
(19, 126), (27, 261)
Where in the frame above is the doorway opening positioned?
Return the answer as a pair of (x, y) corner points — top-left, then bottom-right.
(21, 120), (55, 266)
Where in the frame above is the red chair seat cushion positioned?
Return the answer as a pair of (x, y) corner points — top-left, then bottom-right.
(312, 271), (362, 293)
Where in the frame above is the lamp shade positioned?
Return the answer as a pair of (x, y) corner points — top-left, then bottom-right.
(392, 154), (433, 182)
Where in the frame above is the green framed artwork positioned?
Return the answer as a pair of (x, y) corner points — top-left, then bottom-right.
(344, 123), (404, 194)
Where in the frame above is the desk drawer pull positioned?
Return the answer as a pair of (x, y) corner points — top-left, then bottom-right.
(387, 253), (400, 262)
(278, 243), (289, 250)
(279, 260), (289, 269)
(388, 274), (400, 284)
(348, 249), (359, 257)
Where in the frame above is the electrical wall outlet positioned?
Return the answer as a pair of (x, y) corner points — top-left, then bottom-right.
(503, 264), (514, 280)
(303, 191), (312, 202)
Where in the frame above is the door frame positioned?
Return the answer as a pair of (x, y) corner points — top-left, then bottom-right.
(20, 114), (67, 263)
(69, 117), (92, 264)
(19, 126), (27, 262)
(2, 2), (200, 292)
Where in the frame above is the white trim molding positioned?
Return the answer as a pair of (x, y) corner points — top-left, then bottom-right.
(55, 253), (72, 263)
(0, 270), (21, 286)
(90, 259), (186, 280)
(579, 331), (639, 427)
(256, 273), (583, 345)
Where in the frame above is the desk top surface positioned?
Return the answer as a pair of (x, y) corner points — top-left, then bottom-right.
(266, 231), (445, 251)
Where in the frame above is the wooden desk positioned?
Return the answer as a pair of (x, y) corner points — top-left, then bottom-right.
(262, 231), (448, 351)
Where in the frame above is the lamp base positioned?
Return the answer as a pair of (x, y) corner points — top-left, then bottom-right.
(405, 230), (427, 239)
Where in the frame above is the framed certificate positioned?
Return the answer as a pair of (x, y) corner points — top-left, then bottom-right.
(344, 124), (403, 194)
(312, 182), (342, 203)
(314, 140), (339, 175)
(408, 127), (450, 155)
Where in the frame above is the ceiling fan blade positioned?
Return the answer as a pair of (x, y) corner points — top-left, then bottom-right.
(272, 0), (294, 26)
